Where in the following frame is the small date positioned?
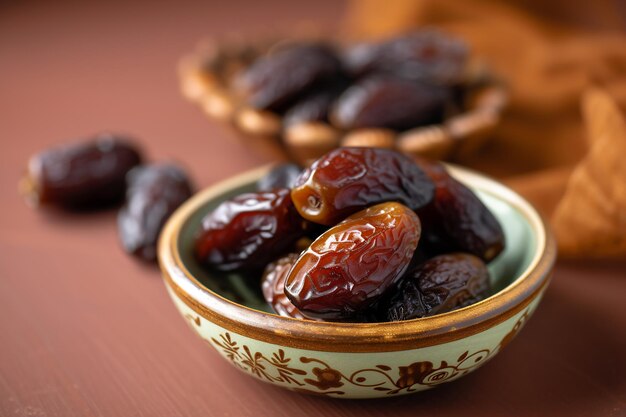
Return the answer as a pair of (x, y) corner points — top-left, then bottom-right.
(291, 147), (435, 225)
(118, 164), (194, 262)
(22, 133), (142, 209)
(381, 253), (491, 321)
(417, 160), (505, 262)
(331, 77), (450, 131)
(285, 202), (421, 320)
(235, 43), (342, 112)
(194, 189), (306, 271)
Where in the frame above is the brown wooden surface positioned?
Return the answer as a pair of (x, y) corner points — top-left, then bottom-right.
(1, 1), (625, 416)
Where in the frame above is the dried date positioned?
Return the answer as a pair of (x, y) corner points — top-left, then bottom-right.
(256, 163), (302, 192)
(22, 133), (142, 209)
(331, 77), (450, 131)
(118, 164), (194, 262)
(283, 78), (347, 126)
(343, 30), (469, 86)
(291, 147), (434, 225)
(194, 189), (306, 271)
(285, 202), (421, 320)
(417, 160), (505, 262)
(381, 253), (491, 321)
(235, 43), (342, 112)
(261, 253), (309, 319)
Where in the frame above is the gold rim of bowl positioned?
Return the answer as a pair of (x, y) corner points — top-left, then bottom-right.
(158, 164), (557, 353)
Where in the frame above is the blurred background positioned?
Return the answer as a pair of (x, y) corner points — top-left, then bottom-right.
(1, 1), (625, 416)
(1, 0), (346, 185)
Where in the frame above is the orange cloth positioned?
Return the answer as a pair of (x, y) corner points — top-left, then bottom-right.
(345, 0), (626, 259)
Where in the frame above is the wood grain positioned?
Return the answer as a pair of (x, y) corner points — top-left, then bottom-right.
(0, 1), (625, 416)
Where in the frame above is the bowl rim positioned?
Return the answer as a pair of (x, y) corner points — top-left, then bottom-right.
(158, 163), (556, 353)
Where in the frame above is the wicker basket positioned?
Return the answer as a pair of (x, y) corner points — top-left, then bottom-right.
(179, 36), (507, 166)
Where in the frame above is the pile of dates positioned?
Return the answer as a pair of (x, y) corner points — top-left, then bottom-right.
(21, 133), (194, 263)
(194, 147), (504, 322)
(234, 29), (471, 131)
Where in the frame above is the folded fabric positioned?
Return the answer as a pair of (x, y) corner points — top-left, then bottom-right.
(551, 88), (626, 258)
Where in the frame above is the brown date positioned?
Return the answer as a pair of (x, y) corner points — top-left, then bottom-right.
(285, 202), (421, 320)
(261, 253), (309, 319)
(235, 43), (342, 112)
(291, 147), (435, 225)
(417, 160), (505, 262)
(331, 77), (450, 131)
(194, 189), (306, 272)
(118, 164), (194, 262)
(342, 30), (469, 86)
(21, 133), (142, 209)
(381, 253), (491, 321)
(256, 163), (302, 192)
(283, 78), (347, 126)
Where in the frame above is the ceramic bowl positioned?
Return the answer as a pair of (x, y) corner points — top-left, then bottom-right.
(158, 164), (556, 399)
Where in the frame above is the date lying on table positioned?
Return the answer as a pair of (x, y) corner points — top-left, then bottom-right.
(195, 147), (504, 322)
(21, 133), (142, 209)
(21, 134), (197, 267)
(118, 164), (194, 262)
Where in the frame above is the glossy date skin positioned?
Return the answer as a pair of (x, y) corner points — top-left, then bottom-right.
(417, 160), (505, 262)
(381, 253), (491, 321)
(235, 43), (342, 112)
(23, 133), (142, 208)
(285, 202), (421, 320)
(261, 253), (310, 320)
(331, 77), (450, 131)
(291, 147), (435, 225)
(194, 189), (306, 272)
(118, 164), (194, 262)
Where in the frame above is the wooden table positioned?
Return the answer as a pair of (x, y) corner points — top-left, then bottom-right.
(1, 1), (625, 416)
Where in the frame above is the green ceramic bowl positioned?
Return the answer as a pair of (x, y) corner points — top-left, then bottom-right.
(158, 164), (556, 399)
